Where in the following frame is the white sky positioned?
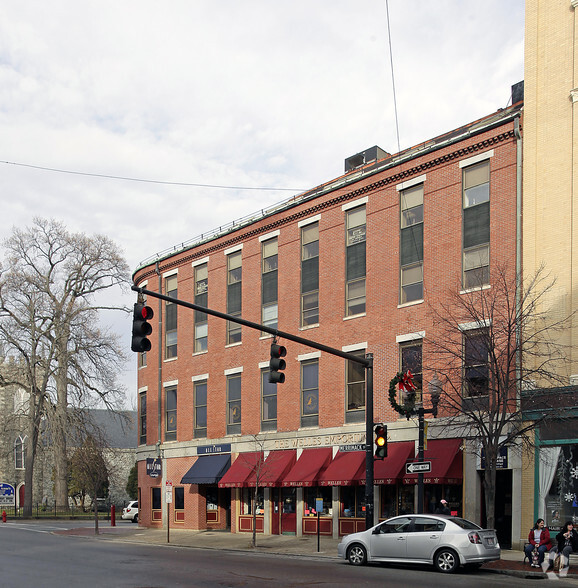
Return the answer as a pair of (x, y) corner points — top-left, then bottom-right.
(0, 1), (524, 403)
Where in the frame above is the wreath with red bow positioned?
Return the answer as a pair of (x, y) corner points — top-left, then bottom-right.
(388, 370), (417, 419)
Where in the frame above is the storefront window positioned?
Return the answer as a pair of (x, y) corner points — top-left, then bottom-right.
(206, 487), (218, 512)
(543, 444), (578, 532)
(398, 485), (414, 515)
(340, 486), (366, 518)
(304, 486), (331, 516)
(241, 487), (264, 515)
(380, 486), (397, 519)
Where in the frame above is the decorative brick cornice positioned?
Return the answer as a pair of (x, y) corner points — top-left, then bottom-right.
(135, 129), (515, 283)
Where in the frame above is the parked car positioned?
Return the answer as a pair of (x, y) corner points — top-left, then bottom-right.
(122, 501), (138, 523)
(337, 514), (500, 573)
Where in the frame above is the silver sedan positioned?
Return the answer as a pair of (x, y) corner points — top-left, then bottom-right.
(337, 514), (500, 573)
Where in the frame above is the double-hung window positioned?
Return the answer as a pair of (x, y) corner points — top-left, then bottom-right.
(139, 390), (147, 445)
(194, 262), (208, 352)
(165, 275), (178, 358)
(345, 204), (366, 316)
(194, 379), (208, 438)
(345, 350), (366, 423)
(462, 160), (490, 289)
(463, 329), (489, 397)
(165, 385), (177, 442)
(301, 358), (319, 428)
(261, 368), (277, 431)
(400, 184), (424, 304)
(261, 237), (278, 329)
(301, 221), (319, 326)
(226, 250), (242, 345)
(226, 372), (242, 435)
(400, 341), (423, 404)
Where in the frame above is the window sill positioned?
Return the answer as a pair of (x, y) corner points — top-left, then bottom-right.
(460, 284), (491, 295)
(343, 313), (366, 321)
(163, 356), (178, 363)
(259, 333), (274, 340)
(397, 299), (424, 309)
(192, 350), (208, 357)
(225, 342), (242, 349)
(299, 324), (319, 331)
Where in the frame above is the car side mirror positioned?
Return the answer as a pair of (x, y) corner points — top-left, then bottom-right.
(372, 527), (382, 535)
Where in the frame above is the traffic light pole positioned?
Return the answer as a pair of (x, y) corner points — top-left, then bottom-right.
(132, 285), (376, 529)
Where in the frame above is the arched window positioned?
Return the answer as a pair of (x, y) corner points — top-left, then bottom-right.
(14, 435), (26, 470)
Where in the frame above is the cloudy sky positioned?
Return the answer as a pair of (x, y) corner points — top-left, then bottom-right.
(0, 1), (524, 402)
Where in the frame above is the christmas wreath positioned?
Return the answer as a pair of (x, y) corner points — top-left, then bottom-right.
(388, 370), (417, 419)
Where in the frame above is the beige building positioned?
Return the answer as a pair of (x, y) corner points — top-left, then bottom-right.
(520, 0), (578, 544)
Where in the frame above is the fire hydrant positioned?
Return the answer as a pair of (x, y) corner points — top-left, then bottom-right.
(2, 510), (6, 523)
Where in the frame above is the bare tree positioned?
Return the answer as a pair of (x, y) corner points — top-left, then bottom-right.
(0, 218), (130, 512)
(427, 264), (576, 529)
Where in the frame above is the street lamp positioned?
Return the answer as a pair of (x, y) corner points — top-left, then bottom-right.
(388, 371), (443, 513)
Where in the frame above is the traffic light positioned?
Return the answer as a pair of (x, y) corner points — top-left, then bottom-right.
(131, 302), (154, 353)
(374, 424), (387, 459)
(269, 343), (287, 384)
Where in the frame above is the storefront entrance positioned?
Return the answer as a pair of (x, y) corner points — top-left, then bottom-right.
(481, 469), (512, 549)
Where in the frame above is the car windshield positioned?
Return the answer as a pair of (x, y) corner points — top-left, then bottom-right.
(447, 517), (482, 530)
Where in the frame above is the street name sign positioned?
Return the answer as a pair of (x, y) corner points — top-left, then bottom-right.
(405, 461), (432, 474)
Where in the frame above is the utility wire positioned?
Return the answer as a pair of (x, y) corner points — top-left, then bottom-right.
(385, 0), (401, 155)
(0, 160), (304, 192)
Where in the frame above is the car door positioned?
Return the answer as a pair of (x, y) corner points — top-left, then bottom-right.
(369, 516), (412, 561)
(405, 517), (445, 561)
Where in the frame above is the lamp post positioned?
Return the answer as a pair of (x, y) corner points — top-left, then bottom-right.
(389, 371), (442, 514)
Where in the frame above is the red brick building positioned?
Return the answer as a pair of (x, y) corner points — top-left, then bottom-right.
(133, 98), (522, 540)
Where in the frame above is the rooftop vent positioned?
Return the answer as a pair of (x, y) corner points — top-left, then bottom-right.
(511, 80), (524, 105)
(345, 146), (389, 173)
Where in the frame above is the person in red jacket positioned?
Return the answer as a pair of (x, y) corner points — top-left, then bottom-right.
(525, 518), (552, 567)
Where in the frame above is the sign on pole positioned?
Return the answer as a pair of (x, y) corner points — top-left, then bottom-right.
(165, 480), (173, 503)
(405, 461), (432, 474)
(0, 483), (15, 507)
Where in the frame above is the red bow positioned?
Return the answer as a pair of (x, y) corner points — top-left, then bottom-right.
(398, 370), (416, 392)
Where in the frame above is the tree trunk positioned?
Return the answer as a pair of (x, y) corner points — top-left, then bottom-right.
(53, 338), (69, 511)
(251, 487), (257, 548)
(482, 447), (498, 530)
(23, 389), (43, 517)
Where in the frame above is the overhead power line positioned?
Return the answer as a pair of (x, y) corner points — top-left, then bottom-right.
(0, 159), (304, 192)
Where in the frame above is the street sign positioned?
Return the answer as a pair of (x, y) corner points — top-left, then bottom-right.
(166, 480), (173, 503)
(339, 443), (366, 452)
(405, 461), (432, 474)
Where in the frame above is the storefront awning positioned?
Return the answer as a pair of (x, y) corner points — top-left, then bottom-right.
(282, 447), (332, 487)
(181, 454), (231, 485)
(355, 441), (415, 485)
(246, 450), (296, 487)
(318, 451), (365, 486)
(218, 452), (261, 488)
(402, 439), (463, 485)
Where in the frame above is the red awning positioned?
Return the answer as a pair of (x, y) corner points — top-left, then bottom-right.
(245, 450), (296, 487)
(218, 452), (261, 488)
(402, 439), (463, 485)
(282, 447), (332, 487)
(318, 451), (365, 486)
(355, 441), (415, 485)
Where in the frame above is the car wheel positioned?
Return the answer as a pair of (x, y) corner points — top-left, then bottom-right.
(347, 544), (367, 566)
(434, 548), (459, 573)
(132, 514), (138, 523)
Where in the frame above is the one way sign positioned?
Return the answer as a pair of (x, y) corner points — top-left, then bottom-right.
(405, 461), (432, 474)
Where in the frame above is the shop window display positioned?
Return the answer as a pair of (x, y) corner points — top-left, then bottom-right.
(304, 486), (331, 516)
(544, 444), (578, 532)
(241, 487), (264, 515)
(340, 486), (366, 518)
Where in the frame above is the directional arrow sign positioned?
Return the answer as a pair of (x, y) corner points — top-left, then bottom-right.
(406, 461), (432, 474)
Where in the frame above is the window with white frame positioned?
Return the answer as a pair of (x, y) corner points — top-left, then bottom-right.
(463, 328), (489, 396)
(261, 368), (277, 431)
(400, 341), (423, 404)
(165, 386), (177, 441)
(301, 359), (319, 427)
(301, 222), (319, 326)
(165, 275), (178, 359)
(226, 373), (241, 435)
(345, 351), (366, 423)
(345, 205), (366, 316)
(261, 238), (278, 329)
(194, 263), (208, 352)
(226, 251), (242, 345)
(400, 184), (424, 304)
(14, 435), (26, 470)
(194, 380), (208, 438)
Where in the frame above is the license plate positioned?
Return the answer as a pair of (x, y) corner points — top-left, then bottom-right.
(486, 538), (495, 546)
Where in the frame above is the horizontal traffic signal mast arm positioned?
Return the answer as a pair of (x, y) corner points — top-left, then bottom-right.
(132, 285), (370, 367)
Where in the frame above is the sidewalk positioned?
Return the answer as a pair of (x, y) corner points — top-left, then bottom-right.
(56, 523), (578, 579)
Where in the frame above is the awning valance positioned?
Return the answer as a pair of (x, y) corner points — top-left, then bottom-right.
(282, 447), (332, 487)
(318, 451), (365, 486)
(360, 441), (415, 485)
(180, 454), (231, 485)
(402, 439), (463, 485)
(246, 450), (296, 487)
(218, 452), (261, 488)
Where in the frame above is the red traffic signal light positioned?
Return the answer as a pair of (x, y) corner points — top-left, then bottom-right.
(131, 303), (154, 353)
(269, 343), (287, 384)
(374, 424), (387, 459)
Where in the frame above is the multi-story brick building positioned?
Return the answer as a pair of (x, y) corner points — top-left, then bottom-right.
(133, 95), (523, 545)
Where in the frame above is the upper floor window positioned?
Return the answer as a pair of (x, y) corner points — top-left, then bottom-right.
(261, 369), (277, 431)
(165, 275), (177, 359)
(400, 184), (424, 304)
(301, 359), (319, 428)
(227, 251), (242, 345)
(226, 373), (242, 435)
(301, 222), (319, 326)
(165, 386), (177, 442)
(14, 435), (26, 470)
(261, 238), (278, 329)
(194, 380), (208, 438)
(194, 263), (208, 353)
(345, 206), (366, 316)
(463, 161), (490, 289)
(139, 391), (147, 445)
(345, 351), (365, 423)
(400, 341), (423, 404)
(463, 329), (489, 397)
